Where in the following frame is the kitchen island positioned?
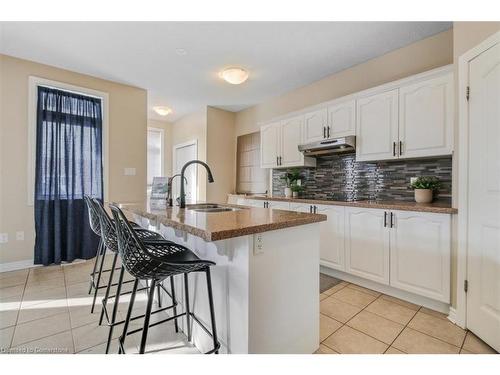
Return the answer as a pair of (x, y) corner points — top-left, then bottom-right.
(119, 203), (326, 354)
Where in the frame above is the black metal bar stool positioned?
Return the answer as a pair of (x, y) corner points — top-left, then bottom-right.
(110, 203), (220, 354)
(91, 199), (177, 353)
(84, 195), (143, 313)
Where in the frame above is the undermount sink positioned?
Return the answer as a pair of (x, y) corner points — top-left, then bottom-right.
(187, 203), (243, 213)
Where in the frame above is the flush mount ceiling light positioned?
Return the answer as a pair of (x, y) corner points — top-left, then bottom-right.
(153, 106), (172, 116)
(219, 67), (249, 85)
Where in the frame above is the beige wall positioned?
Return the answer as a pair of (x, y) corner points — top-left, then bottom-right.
(206, 106), (236, 203)
(171, 109), (208, 201)
(235, 29), (453, 136)
(448, 22), (500, 307)
(0, 54), (147, 264)
(148, 119), (173, 178)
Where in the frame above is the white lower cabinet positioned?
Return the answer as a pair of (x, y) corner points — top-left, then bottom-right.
(316, 205), (345, 271)
(243, 199), (451, 303)
(389, 210), (451, 303)
(345, 207), (390, 285)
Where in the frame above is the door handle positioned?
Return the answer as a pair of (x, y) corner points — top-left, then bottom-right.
(276, 156), (279, 166)
(399, 141), (403, 156)
(393, 142), (396, 157)
(327, 127), (330, 138)
(314, 205), (317, 214)
(384, 211), (387, 227)
(323, 126), (326, 139)
(279, 156), (282, 165)
(390, 212), (394, 228)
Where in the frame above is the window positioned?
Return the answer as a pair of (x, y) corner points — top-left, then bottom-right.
(147, 127), (164, 188)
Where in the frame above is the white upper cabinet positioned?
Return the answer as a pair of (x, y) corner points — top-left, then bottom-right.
(303, 108), (328, 143)
(398, 73), (454, 158)
(345, 207), (390, 285)
(260, 116), (315, 169)
(327, 99), (356, 138)
(356, 89), (399, 162)
(389, 210), (451, 303)
(281, 115), (304, 167)
(260, 121), (281, 168)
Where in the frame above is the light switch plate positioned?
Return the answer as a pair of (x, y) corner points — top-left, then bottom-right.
(124, 168), (136, 176)
(0, 233), (8, 244)
(16, 231), (25, 241)
(253, 233), (264, 255)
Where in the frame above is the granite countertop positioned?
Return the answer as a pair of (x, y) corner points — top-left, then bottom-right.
(238, 195), (458, 214)
(119, 203), (327, 242)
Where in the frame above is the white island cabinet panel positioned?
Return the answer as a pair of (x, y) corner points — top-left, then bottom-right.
(345, 207), (390, 285)
(398, 73), (454, 158)
(389, 210), (451, 303)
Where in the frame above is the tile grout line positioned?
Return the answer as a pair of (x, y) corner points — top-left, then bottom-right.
(321, 291), (385, 353)
(62, 264), (77, 354)
(8, 269), (30, 349)
(381, 305), (421, 354)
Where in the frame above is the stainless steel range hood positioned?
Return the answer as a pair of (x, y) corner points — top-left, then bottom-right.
(298, 136), (356, 157)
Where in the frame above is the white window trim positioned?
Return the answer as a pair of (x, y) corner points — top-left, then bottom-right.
(456, 30), (500, 329)
(27, 76), (109, 205)
(147, 126), (165, 185)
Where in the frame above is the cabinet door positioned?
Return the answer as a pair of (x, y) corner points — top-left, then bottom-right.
(317, 205), (345, 271)
(303, 108), (327, 143)
(345, 207), (390, 284)
(356, 89), (399, 162)
(260, 122), (280, 168)
(280, 115), (304, 167)
(389, 210), (451, 302)
(267, 200), (290, 210)
(327, 99), (356, 138)
(399, 73), (453, 158)
(289, 203), (313, 213)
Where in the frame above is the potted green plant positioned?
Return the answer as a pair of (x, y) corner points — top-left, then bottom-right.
(410, 176), (441, 203)
(280, 169), (301, 198)
(290, 183), (304, 198)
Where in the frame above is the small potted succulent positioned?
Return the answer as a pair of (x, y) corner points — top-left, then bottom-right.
(410, 176), (441, 203)
(280, 169), (301, 198)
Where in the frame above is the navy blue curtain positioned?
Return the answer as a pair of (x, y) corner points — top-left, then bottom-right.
(34, 86), (103, 265)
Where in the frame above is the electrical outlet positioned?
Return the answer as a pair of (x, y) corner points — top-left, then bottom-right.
(124, 167), (136, 176)
(16, 231), (25, 241)
(253, 233), (264, 255)
(0, 233), (8, 244)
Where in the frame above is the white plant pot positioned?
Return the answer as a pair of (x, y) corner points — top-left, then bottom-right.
(284, 187), (292, 198)
(414, 189), (433, 203)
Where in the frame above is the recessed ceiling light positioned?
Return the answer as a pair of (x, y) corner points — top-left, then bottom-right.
(175, 48), (187, 56)
(219, 67), (249, 85)
(153, 106), (172, 116)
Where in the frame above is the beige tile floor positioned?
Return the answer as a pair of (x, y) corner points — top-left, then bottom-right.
(0, 260), (498, 355)
(0, 257), (197, 354)
(316, 281), (498, 354)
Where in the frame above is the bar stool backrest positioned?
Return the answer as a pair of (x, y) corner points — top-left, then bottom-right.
(92, 198), (119, 253)
(109, 203), (161, 279)
(84, 195), (102, 236)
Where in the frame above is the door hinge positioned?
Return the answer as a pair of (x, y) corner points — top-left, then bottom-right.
(464, 279), (468, 293)
(466, 86), (470, 101)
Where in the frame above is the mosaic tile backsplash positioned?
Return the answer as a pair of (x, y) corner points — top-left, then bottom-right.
(272, 154), (452, 202)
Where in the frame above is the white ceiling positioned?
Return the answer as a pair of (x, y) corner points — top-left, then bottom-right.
(0, 22), (452, 121)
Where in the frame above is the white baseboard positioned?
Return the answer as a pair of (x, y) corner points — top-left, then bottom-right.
(448, 307), (457, 324)
(0, 259), (40, 273)
(321, 266), (451, 315)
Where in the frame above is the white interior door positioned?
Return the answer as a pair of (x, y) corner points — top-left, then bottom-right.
(173, 141), (197, 204)
(466, 41), (500, 352)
